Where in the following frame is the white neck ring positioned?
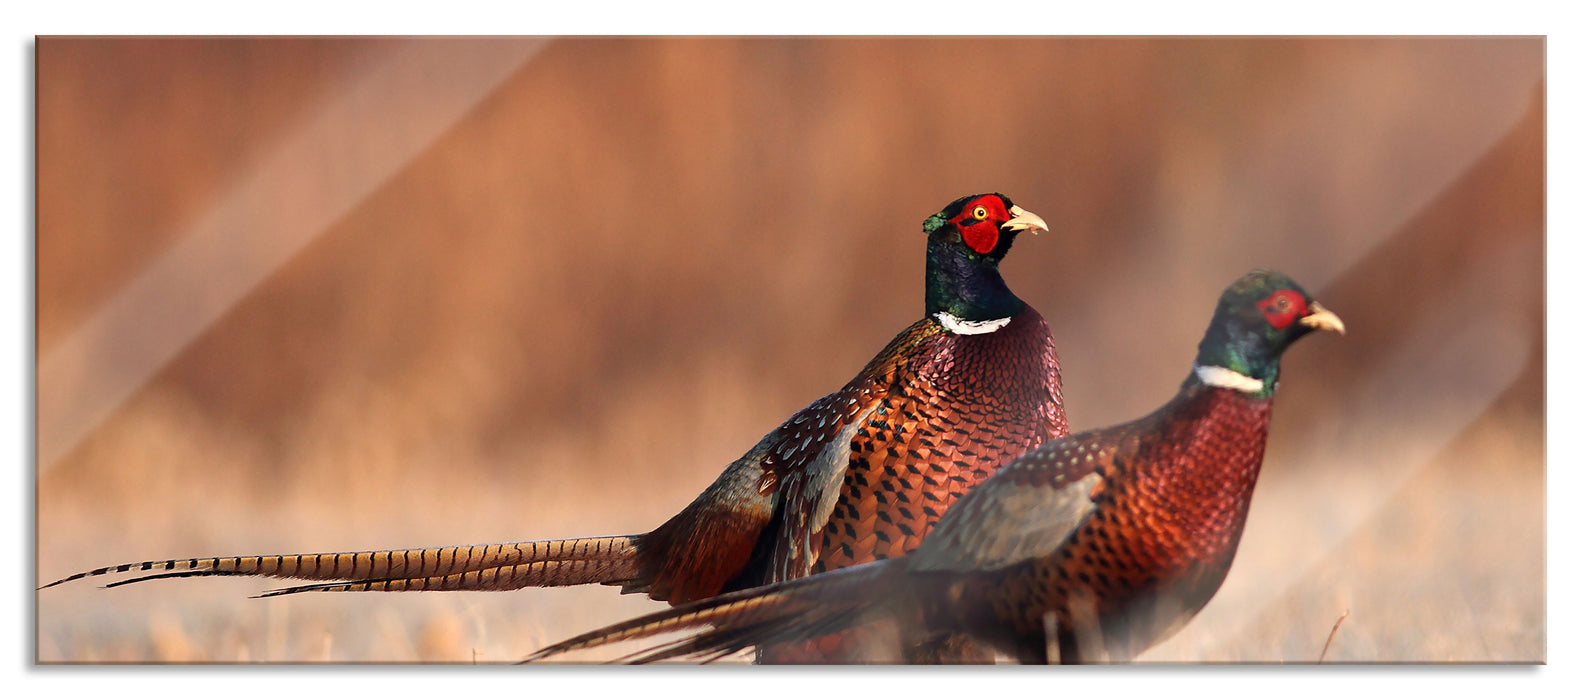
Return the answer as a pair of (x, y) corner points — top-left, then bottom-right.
(1195, 364), (1265, 393)
(934, 312), (1012, 335)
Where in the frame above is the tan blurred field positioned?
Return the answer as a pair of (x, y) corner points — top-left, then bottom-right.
(35, 37), (1544, 663)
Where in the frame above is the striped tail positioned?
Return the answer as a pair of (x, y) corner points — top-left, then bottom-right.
(525, 559), (899, 664)
(39, 536), (642, 597)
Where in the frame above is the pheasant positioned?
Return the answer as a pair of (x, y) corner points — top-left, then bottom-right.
(41, 193), (1066, 663)
(524, 269), (1344, 664)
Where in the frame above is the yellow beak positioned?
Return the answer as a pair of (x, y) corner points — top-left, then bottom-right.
(1299, 301), (1346, 335)
(1003, 205), (1050, 234)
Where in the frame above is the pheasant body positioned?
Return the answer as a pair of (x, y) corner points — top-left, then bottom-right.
(43, 194), (1064, 664)
(525, 269), (1344, 664)
(754, 305), (1062, 662)
(939, 384), (1274, 662)
(814, 308), (1064, 573)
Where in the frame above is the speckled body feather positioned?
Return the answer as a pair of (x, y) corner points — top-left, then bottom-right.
(931, 384), (1272, 662)
(815, 310), (1066, 572)
(753, 307), (1063, 662)
(621, 295), (1063, 618)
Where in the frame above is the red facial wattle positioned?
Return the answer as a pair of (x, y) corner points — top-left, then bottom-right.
(1257, 289), (1309, 330)
(961, 222), (1000, 254)
(953, 196), (1012, 254)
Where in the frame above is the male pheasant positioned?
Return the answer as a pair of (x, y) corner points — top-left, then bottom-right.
(525, 269), (1344, 664)
(42, 193), (1066, 663)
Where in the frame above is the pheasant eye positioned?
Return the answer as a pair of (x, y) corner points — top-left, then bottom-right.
(1257, 290), (1307, 330)
(972, 205), (988, 220)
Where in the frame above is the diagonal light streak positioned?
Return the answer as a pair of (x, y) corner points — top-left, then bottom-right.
(37, 38), (550, 470)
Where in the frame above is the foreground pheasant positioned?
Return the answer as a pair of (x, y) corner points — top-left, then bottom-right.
(525, 269), (1343, 664)
(42, 194), (1066, 663)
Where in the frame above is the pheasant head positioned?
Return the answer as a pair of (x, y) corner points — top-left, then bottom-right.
(1190, 269), (1345, 398)
(922, 193), (1050, 327)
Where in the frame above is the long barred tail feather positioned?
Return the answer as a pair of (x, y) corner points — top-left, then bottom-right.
(39, 536), (642, 595)
(525, 559), (898, 664)
(252, 552), (641, 597)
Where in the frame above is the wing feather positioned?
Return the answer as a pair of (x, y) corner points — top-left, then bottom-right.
(906, 427), (1134, 574)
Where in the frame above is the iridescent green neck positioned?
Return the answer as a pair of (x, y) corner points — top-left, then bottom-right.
(924, 237), (1024, 321)
(1187, 325), (1282, 399)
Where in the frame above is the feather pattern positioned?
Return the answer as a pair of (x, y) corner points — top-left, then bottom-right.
(40, 536), (640, 592)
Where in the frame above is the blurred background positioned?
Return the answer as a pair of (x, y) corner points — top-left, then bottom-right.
(35, 37), (1543, 663)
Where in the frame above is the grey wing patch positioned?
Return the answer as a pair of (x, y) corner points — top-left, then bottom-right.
(766, 399), (881, 583)
(905, 445), (1107, 574)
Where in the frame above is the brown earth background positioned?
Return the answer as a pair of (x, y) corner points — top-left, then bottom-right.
(35, 37), (1544, 663)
